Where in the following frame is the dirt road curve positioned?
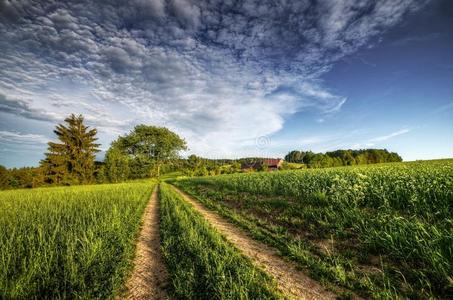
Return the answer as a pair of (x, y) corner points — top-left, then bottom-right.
(171, 185), (337, 300)
(123, 186), (168, 300)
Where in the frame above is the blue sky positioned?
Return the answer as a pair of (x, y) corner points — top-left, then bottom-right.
(0, 0), (452, 168)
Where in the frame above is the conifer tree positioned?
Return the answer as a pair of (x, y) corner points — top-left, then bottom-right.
(41, 114), (100, 185)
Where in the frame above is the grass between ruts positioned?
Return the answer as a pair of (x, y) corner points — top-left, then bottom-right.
(159, 182), (283, 300)
(171, 160), (453, 299)
(0, 180), (155, 299)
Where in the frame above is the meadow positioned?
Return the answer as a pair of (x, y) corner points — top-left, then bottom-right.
(0, 181), (154, 299)
(173, 159), (453, 299)
(159, 183), (282, 299)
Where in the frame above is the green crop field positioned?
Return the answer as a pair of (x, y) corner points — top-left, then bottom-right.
(159, 183), (282, 299)
(173, 159), (453, 299)
(2, 160), (452, 299)
(0, 181), (154, 299)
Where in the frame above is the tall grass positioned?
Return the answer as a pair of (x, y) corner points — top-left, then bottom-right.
(159, 183), (283, 299)
(184, 160), (453, 218)
(173, 160), (453, 299)
(0, 181), (154, 299)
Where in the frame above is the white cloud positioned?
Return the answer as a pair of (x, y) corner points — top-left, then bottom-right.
(369, 128), (411, 143)
(0, 0), (427, 159)
(0, 131), (49, 145)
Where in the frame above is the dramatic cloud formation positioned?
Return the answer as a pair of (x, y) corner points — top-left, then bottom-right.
(0, 0), (427, 157)
(0, 93), (61, 122)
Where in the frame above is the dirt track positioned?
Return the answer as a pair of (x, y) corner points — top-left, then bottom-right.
(123, 186), (168, 300)
(171, 185), (337, 300)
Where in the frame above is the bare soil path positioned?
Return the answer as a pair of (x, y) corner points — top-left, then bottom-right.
(123, 186), (168, 300)
(171, 185), (337, 300)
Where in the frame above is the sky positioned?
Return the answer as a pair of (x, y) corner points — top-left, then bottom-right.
(0, 0), (452, 168)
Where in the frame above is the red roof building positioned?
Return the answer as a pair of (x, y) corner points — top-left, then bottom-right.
(241, 158), (283, 171)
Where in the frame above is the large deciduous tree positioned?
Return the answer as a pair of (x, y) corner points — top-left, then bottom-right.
(41, 114), (100, 185)
(105, 125), (187, 179)
(104, 147), (130, 182)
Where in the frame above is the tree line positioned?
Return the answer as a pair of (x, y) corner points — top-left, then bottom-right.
(0, 114), (403, 190)
(284, 149), (402, 168)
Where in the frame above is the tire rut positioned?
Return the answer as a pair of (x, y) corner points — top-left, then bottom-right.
(171, 185), (337, 300)
(123, 186), (168, 300)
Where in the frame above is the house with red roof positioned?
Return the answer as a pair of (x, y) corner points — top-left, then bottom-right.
(241, 158), (283, 172)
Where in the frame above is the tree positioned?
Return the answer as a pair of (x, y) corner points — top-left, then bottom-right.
(96, 166), (106, 183)
(41, 114), (100, 185)
(10, 167), (33, 188)
(185, 154), (201, 176)
(94, 161), (107, 184)
(342, 150), (356, 166)
(104, 147), (130, 182)
(108, 125), (187, 178)
(0, 166), (45, 190)
(285, 148), (402, 169)
(0, 165), (10, 190)
(284, 150), (304, 163)
(302, 151), (316, 166)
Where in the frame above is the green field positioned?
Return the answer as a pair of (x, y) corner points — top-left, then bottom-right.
(1, 160), (452, 299)
(0, 181), (154, 299)
(159, 183), (282, 299)
(173, 159), (453, 299)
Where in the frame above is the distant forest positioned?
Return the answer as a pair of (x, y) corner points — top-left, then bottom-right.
(0, 114), (402, 190)
(284, 149), (402, 168)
